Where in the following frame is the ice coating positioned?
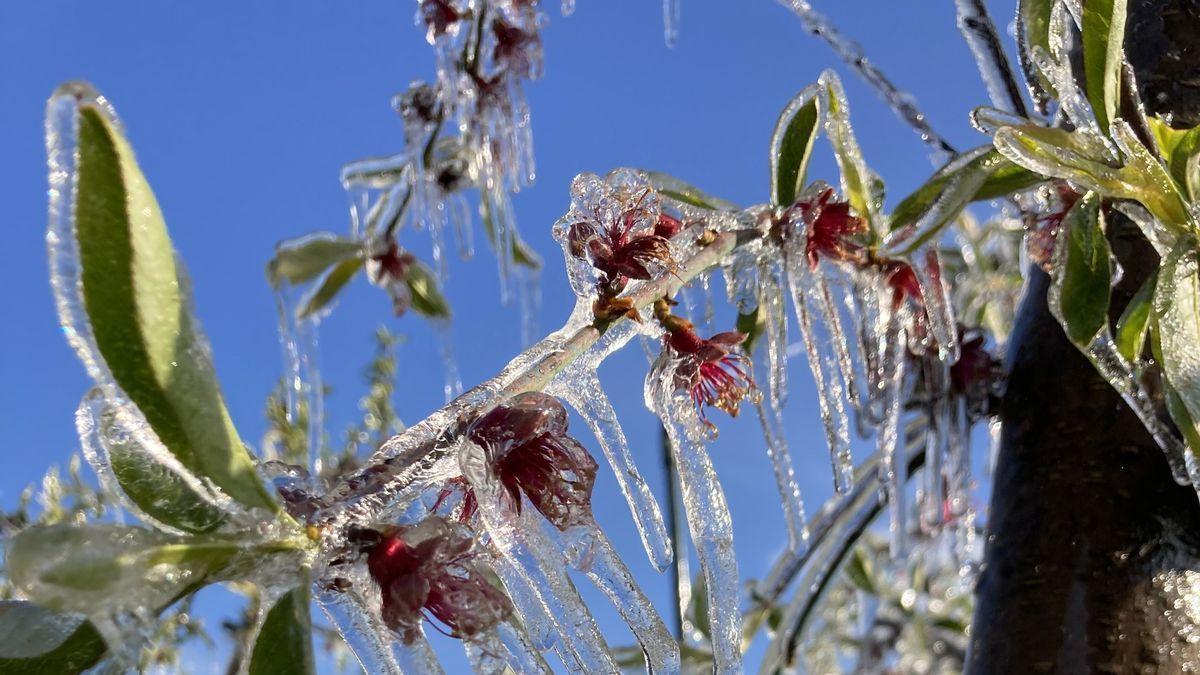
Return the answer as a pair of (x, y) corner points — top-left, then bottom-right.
(951, 0), (1028, 116)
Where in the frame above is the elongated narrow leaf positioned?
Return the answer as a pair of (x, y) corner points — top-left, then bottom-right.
(0, 602), (105, 674)
(1147, 116), (1200, 200)
(736, 306), (766, 355)
(644, 170), (740, 211)
(1150, 318), (1200, 452)
(1154, 239), (1200, 430)
(405, 259), (451, 319)
(820, 70), (882, 235)
(268, 233), (364, 287)
(298, 256), (362, 319)
(6, 524), (239, 615)
(480, 191), (543, 268)
(1017, 0), (1057, 109)
(1080, 0), (1127, 131)
(994, 121), (1192, 229)
(1114, 270), (1156, 361)
(770, 85), (821, 206)
(889, 146), (1043, 234)
(47, 86), (274, 511)
(1050, 192), (1111, 346)
(248, 585), (315, 675)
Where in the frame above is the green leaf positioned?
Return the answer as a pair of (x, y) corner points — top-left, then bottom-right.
(6, 524), (238, 615)
(844, 547), (877, 594)
(687, 573), (710, 641)
(1114, 270), (1156, 361)
(298, 256), (362, 320)
(1146, 116), (1200, 200)
(1017, 0), (1058, 108)
(80, 389), (227, 534)
(736, 306), (765, 356)
(248, 585), (315, 675)
(0, 602), (105, 674)
(1154, 239), (1200, 435)
(267, 234), (363, 288)
(993, 121), (1192, 229)
(1081, 0), (1128, 131)
(404, 259), (451, 319)
(63, 100), (274, 511)
(886, 146), (1043, 255)
(480, 192), (543, 269)
(1150, 319), (1200, 453)
(770, 85), (821, 206)
(820, 70), (881, 235)
(1050, 192), (1111, 346)
(643, 170), (740, 211)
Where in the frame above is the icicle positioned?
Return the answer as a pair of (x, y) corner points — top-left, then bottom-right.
(431, 319), (464, 403)
(646, 358), (742, 673)
(921, 358), (951, 532)
(814, 264), (872, 435)
(555, 523), (680, 672)
(786, 260), (854, 492)
(876, 307), (909, 558)
(913, 249), (960, 363)
(754, 396), (809, 552)
(947, 396), (978, 569)
(550, 369), (673, 571)
(276, 287), (324, 467)
(760, 260), (790, 411)
(515, 266), (542, 347)
(662, 0), (680, 47)
(459, 441), (618, 672)
(952, 0), (1028, 116)
(775, 0), (955, 158)
(317, 587), (441, 675)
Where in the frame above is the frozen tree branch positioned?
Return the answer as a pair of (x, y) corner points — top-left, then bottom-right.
(952, 0), (1030, 117)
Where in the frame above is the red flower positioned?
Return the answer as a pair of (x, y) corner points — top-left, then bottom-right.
(367, 242), (416, 316)
(492, 17), (541, 79)
(566, 189), (675, 291)
(365, 516), (512, 642)
(1026, 182), (1081, 271)
(466, 392), (598, 530)
(950, 327), (1000, 416)
(655, 302), (757, 428)
(420, 0), (463, 42)
(882, 260), (924, 311)
(799, 187), (867, 268)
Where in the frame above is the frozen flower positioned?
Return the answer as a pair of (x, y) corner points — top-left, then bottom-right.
(367, 242), (417, 316)
(772, 184), (866, 268)
(561, 171), (676, 297)
(466, 392), (598, 529)
(364, 516), (512, 642)
(950, 327), (1001, 417)
(882, 260), (923, 311)
(419, 0), (465, 44)
(492, 16), (543, 80)
(1025, 182), (1080, 271)
(654, 299), (757, 428)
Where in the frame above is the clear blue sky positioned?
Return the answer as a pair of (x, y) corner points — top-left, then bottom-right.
(0, 1), (1010, 669)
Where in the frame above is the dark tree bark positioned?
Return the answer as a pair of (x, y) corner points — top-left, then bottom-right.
(968, 2), (1200, 671)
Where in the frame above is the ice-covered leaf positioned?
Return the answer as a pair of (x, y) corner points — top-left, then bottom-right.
(736, 306), (766, 356)
(248, 586), (316, 675)
(1154, 239), (1200, 436)
(1115, 271), (1156, 362)
(298, 256), (362, 319)
(48, 90), (275, 512)
(771, 85), (821, 206)
(6, 524), (240, 615)
(644, 170), (740, 211)
(820, 70), (881, 235)
(78, 390), (228, 534)
(1080, 0), (1127, 131)
(843, 547), (876, 594)
(0, 602), (105, 674)
(404, 259), (451, 319)
(1050, 192), (1111, 346)
(888, 145), (1043, 238)
(1147, 116), (1200, 200)
(268, 233), (364, 287)
(993, 121), (1192, 229)
(481, 192), (542, 269)
(1017, 0), (1058, 110)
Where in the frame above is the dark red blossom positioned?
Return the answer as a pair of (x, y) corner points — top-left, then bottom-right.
(420, 0), (463, 41)
(798, 187), (868, 268)
(466, 392), (598, 530)
(365, 516), (512, 642)
(950, 327), (1001, 417)
(367, 242), (416, 316)
(492, 18), (541, 79)
(882, 260), (924, 311)
(1025, 182), (1081, 271)
(655, 300), (757, 427)
(566, 189), (675, 290)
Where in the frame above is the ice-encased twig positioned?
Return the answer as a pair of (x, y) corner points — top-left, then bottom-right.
(775, 0), (956, 157)
(557, 522), (681, 672)
(952, 0), (1029, 117)
(551, 368), (673, 571)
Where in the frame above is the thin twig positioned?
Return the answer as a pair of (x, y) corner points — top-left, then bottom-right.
(776, 0), (957, 158)
(952, 0), (1030, 117)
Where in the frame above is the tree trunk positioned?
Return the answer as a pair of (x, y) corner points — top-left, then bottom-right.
(968, 2), (1200, 671)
